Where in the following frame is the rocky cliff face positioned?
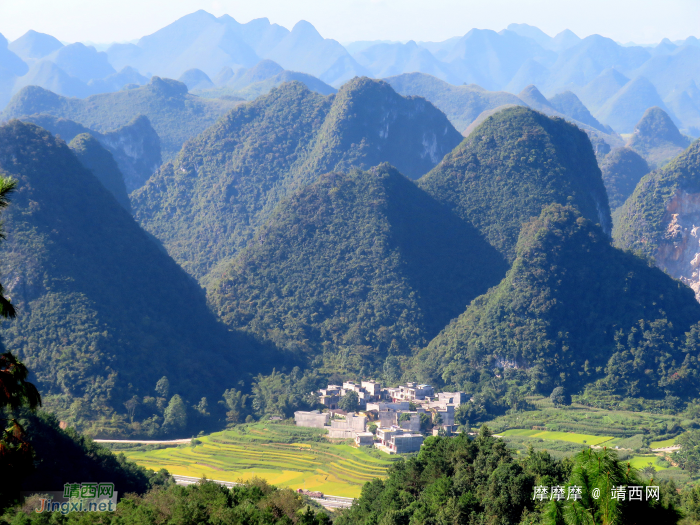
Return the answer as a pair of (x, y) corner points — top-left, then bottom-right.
(100, 115), (162, 192)
(15, 113), (162, 195)
(657, 190), (700, 300)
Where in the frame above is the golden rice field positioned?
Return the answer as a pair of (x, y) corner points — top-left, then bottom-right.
(120, 423), (397, 498)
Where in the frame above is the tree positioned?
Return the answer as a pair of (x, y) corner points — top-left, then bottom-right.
(0, 176), (43, 508)
(544, 448), (680, 525)
(550, 387), (571, 407)
(675, 430), (700, 475)
(221, 388), (249, 424)
(155, 376), (170, 398)
(162, 395), (187, 434)
(338, 391), (359, 413)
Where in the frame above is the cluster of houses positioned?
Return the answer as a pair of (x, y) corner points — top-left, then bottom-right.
(294, 381), (467, 454)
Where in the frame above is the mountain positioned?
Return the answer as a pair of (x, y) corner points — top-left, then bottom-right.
(504, 58), (551, 94)
(665, 85), (700, 136)
(545, 35), (650, 89)
(551, 29), (582, 52)
(1, 77), (240, 161)
(265, 20), (358, 79)
(132, 79), (463, 283)
(319, 54), (372, 86)
(0, 34), (29, 77)
(68, 133), (132, 211)
(208, 70), (337, 101)
(109, 10), (260, 78)
(86, 66), (149, 95)
(195, 60), (337, 100)
(631, 45), (700, 99)
(613, 139), (700, 300)
(518, 84), (555, 112)
(442, 29), (556, 91)
(626, 106), (691, 168)
(352, 40), (456, 83)
(418, 106), (612, 262)
(106, 10), (363, 86)
(505, 23), (553, 49)
(0, 34), (28, 108)
(548, 90), (611, 133)
(599, 147), (650, 210)
(385, 72), (526, 132)
(413, 204), (700, 400)
(595, 76), (678, 133)
(44, 42), (115, 83)
(218, 59), (284, 88)
(178, 68), (214, 90)
(208, 165), (508, 371)
(11, 60), (90, 98)
(18, 113), (162, 193)
(576, 68), (630, 113)
(8, 30), (63, 61)
(0, 120), (269, 427)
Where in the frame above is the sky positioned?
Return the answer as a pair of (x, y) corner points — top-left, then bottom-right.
(0, 0), (698, 45)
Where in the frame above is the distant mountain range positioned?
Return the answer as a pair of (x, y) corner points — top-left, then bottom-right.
(1, 13), (700, 136)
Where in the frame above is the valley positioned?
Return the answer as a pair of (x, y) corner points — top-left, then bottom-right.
(1, 5), (700, 524)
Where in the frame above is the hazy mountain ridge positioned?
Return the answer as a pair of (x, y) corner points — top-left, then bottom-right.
(2, 14), (700, 143)
(2, 77), (240, 162)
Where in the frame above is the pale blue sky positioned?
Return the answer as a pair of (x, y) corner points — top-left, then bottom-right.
(1, 0), (697, 45)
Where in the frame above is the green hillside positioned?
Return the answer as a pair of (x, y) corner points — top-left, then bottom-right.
(208, 165), (508, 373)
(0, 120), (273, 435)
(133, 79), (462, 284)
(413, 204), (700, 402)
(613, 139), (700, 299)
(600, 146), (650, 211)
(68, 133), (132, 212)
(1, 77), (240, 161)
(627, 106), (691, 168)
(418, 106), (612, 262)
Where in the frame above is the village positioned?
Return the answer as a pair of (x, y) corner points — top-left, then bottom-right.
(294, 381), (467, 454)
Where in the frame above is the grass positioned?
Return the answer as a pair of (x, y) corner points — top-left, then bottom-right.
(499, 429), (613, 446)
(650, 438), (677, 449)
(116, 422), (397, 498)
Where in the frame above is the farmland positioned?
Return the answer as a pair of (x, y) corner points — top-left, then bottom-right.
(115, 423), (397, 497)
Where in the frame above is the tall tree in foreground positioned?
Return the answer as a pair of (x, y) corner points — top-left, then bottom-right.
(0, 175), (42, 510)
(544, 448), (680, 525)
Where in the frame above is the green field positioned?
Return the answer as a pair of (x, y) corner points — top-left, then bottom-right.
(499, 429), (613, 446)
(117, 423), (396, 497)
(650, 438), (677, 449)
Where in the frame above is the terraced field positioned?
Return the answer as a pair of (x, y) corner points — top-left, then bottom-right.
(499, 429), (613, 446)
(119, 424), (396, 497)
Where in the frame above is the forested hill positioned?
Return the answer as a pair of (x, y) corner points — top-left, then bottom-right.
(418, 106), (612, 262)
(1, 77), (240, 161)
(208, 165), (508, 374)
(413, 204), (700, 402)
(133, 78), (463, 284)
(0, 120), (273, 432)
(68, 133), (132, 211)
(613, 139), (700, 300)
